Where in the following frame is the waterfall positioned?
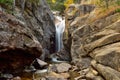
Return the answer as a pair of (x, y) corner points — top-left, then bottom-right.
(55, 16), (65, 52)
(51, 16), (66, 62)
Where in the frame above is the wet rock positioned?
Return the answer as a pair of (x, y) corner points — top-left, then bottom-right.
(55, 63), (72, 73)
(50, 49), (71, 61)
(34, 69), (48, 74)
(33, 69), (48, 79)
(32, 58), (48, 69)
(48, 64), (57, 72)
(24, 65), (36, 73)
(0, 73), (13, 79)
(45, 76), (67, 80)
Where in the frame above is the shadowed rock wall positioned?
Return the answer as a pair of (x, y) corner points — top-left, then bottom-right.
(0, 0), (55, 73)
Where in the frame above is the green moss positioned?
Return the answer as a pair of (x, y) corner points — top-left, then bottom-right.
(116, 0), (120, 5)
(0, 0), (14, 14)
(0, 0), (13, 7)
(115, 8), (120, 12)
(0, 0), (13, 4)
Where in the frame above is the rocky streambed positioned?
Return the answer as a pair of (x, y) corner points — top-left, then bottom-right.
(1, 61), (88, 80)
(0, 0), (55, 78)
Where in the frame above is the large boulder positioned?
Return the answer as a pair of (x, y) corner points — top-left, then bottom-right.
(92, 61), (120, 80)
(0, 11), (42, 73)
(91, 42), (120, 72)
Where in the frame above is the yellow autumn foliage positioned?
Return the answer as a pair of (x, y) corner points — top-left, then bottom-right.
(52, 0), (56, 3)
(90, 0), (103, 6)
(64, 0), (74, 8)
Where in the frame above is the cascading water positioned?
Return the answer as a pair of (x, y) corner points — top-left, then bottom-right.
(51, 16), (66, 63)
(55, 16), (65, 52)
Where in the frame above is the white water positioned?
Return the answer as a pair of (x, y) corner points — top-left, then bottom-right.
(51, 57), (67, 63)
(55, 16), (65, 52)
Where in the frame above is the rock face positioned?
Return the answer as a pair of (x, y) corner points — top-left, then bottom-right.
(16, 0), (55, 60)
(65, 2), (120, 80)
(0, 0), (55, 73)
(0, 11), (42, 73)
(92, 61), (120, 80)
(64, 4), (95, 55)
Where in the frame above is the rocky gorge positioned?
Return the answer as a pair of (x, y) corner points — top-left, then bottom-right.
(0, 0), (120, 80)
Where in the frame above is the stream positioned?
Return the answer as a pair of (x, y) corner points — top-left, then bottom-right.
(0, 14), (80, 80)
(19, 16), (80, 80)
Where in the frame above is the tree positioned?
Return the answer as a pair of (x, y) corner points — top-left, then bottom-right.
(52, 0), (56, 3)
(74, 0), (82, 4)
(0, 0), (13, 8)
(116, 0), (120, 5)
(47, 0), (65, 12)
(64, 0), (74, 8)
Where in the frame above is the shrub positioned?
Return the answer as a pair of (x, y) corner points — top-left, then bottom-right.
(116, 8), (120, 12)
(116, 0), (120, 5)
(0, 0), (13, 6)
(47, 0), (66, 12)
(64, 0), (74, 8)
